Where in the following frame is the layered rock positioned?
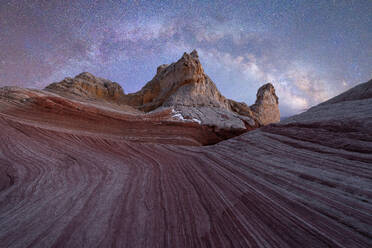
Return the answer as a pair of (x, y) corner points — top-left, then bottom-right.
(41, 50), (280, 133)
(0, 86), (227, 146)
(122, 50), (280, 130)
(250, 83), (280, 125)
(122, 50), (220, 111)
(45, 72), (125, 101)
(0, 78), (371, 247)
(0, 58), (280, 146)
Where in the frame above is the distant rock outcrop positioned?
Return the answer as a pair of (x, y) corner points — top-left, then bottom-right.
(45, 72), (125, 101)
(250, 83), (280, 125)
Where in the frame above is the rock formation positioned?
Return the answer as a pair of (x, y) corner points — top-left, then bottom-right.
(0, 49), (281, 146)
(42, 50), (280, 133)
(46, 72), (125, 101)
(121, 50), (280, 129)
(250, 83), (280, 125)
(0, 78), (371, 247)
(122, 50), (216, 111)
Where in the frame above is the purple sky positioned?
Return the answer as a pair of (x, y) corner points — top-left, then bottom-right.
(0, 0), (371, 116)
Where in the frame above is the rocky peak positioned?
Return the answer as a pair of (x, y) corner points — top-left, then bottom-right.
(190, 49), (199, 58)
(122, 50), (280, 129)
(255, 83), (279, 105)
(250, 83), (280, 125)
(122, 50), (209, 111)
(75, 72), (96, 80)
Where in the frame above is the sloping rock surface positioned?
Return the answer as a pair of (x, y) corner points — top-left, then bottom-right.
(319, 78), (372, 105)
(0, 77), (371, 247)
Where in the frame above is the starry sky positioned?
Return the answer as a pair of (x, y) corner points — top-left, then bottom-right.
(0, 0), (371, 116)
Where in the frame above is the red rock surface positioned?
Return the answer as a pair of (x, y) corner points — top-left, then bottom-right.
(0, 87), (243, 146)
(0, 80), (371, 247)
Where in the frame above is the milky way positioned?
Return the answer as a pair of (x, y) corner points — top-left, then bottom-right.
(0, 0), (371, 116)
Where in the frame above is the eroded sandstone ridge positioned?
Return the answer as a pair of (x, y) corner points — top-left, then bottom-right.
(46, 72), (125, 101)
(121, 50), (280, 129)
(45, 50), (280, 132)
(0, 50), (284, 146)
(0, 78), (371, 247)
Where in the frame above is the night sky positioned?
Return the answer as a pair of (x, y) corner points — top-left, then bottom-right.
(0, 0), (371, 116)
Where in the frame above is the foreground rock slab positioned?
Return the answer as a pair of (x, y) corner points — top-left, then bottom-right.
(0, 80), (371, 247)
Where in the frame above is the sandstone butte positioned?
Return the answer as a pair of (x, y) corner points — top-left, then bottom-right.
(0, 50), (371, 247)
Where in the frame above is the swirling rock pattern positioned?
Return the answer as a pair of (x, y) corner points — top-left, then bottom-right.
(0, 80), (371, 247)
